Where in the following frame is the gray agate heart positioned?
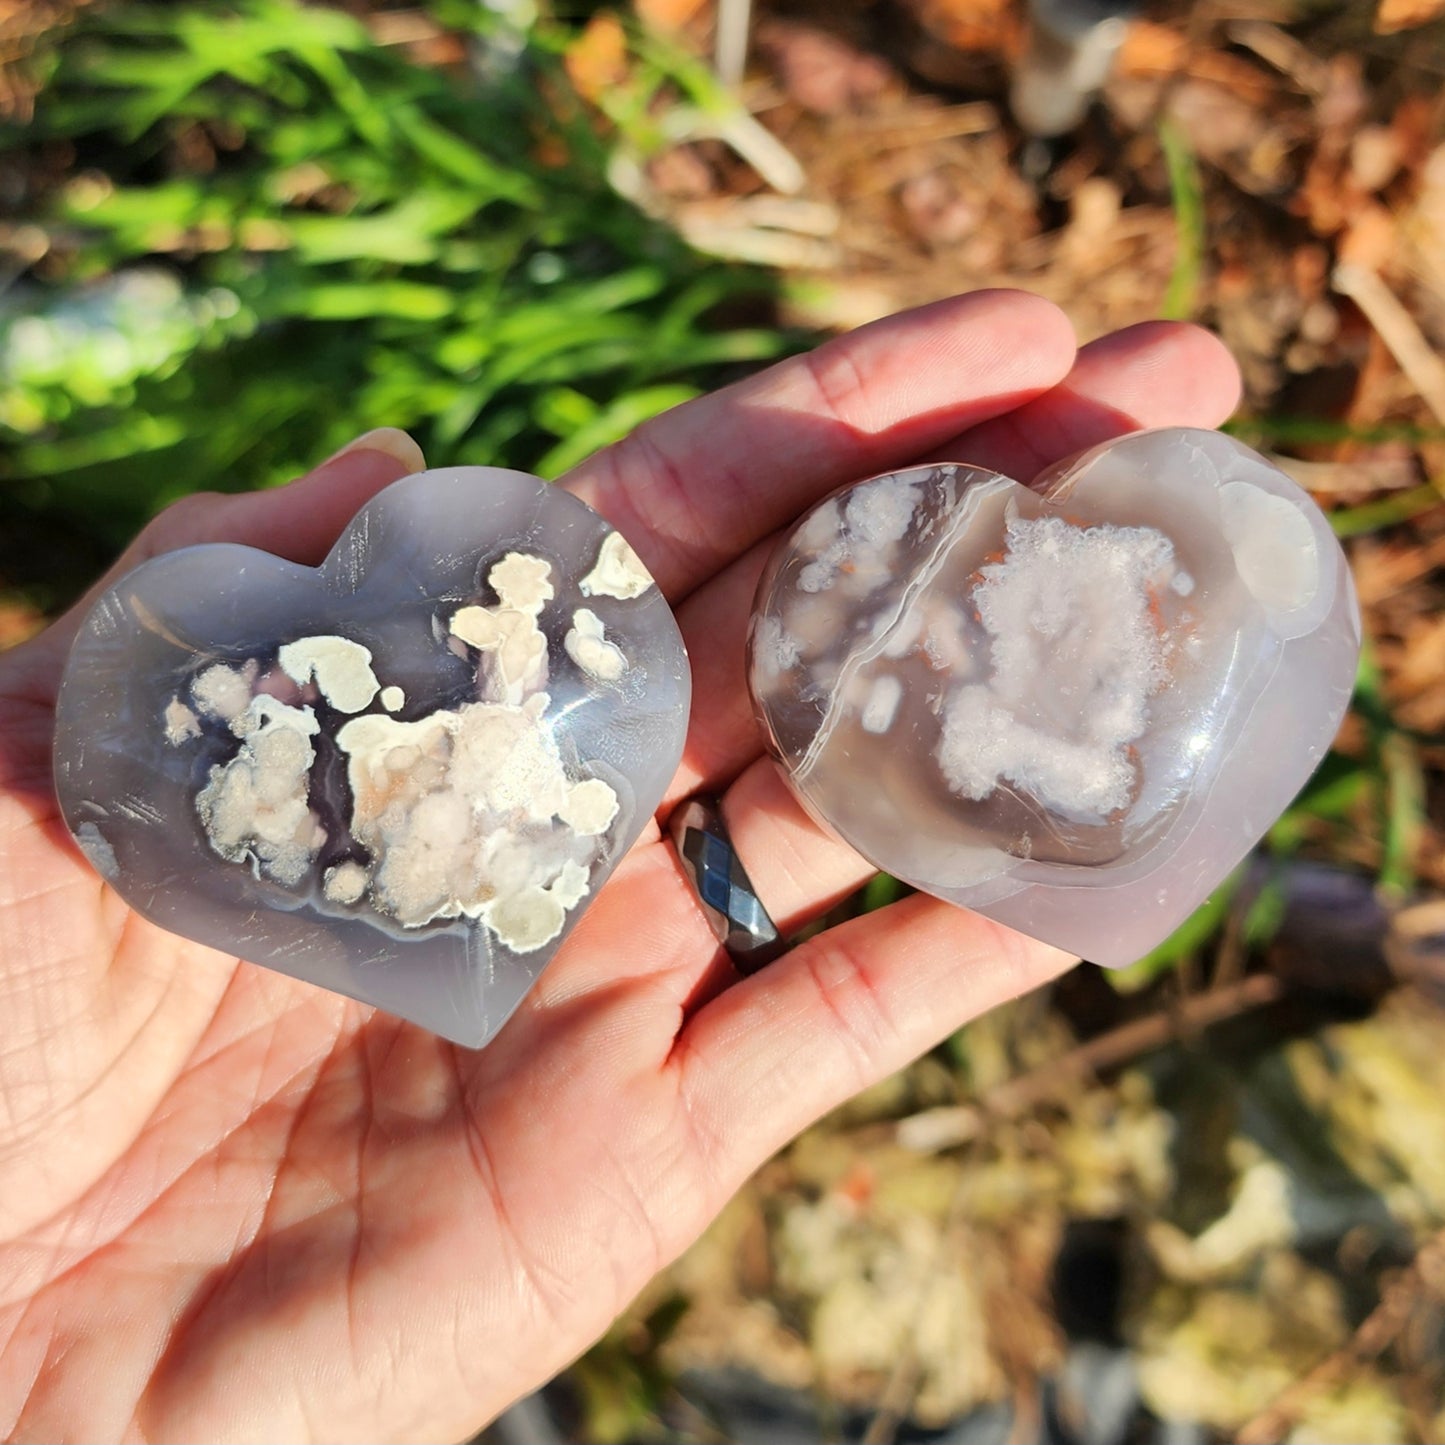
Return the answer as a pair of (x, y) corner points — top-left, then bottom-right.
(54, 467), (690, 1047)
(747, 428), (1361, 966)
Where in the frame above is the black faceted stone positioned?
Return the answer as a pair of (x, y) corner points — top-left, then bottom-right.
(670, 799), (787, 973)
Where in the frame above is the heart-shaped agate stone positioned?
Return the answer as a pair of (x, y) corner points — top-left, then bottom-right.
(747, 428), (1361, 966)
(54, 467), (689, 1047)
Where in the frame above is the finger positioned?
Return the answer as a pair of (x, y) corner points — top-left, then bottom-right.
(664, 322), (1244, 807)
(672, 893), (1077, 1181)
(524, 838), (714, 1013)
(666, 547), (768, 808)
(559, 290), (1078, 599)
(24, 429), (425, 672)
(939, 320), (1242, 479)
(523, 757), (868, 1023)
(113, 427), (426, 572)
(719, 758), (873, 929)
(528, 760), (868, 1026)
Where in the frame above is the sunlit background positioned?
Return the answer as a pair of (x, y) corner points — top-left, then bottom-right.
(3, 1), (1445, 1440)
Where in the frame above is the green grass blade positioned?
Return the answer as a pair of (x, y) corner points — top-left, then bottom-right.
(1159, 117), (1205, 323)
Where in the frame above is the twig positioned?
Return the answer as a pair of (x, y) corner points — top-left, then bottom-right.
(1224, 20), (1331, 96)
(859, 1338), (925, 1445)
(366, 11), (444, 46)
(688, 194), (839, 236)
(831, 103), (998, 148)
(1271, 452), (1421, 494)
(1334, 263), (1445, 430)
(661, 105), (806, 195)
(895, 973), (1287, 1153)
(714, 0), (750, 88)
(1236, 1227), (1445, 1445)
(674, 214), (839, 268)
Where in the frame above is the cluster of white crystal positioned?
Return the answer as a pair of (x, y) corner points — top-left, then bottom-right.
(278, 635), (381, 713)
(796, 476), (922, 594)
(170, 532), (652, 954)
(580, 530), (654, 600)
(323, 859), (370, 904)
(194, 694), (324, 887)
(448, 551), (555, 706)
(335, 695), (616, 943)
(191, 660), (257, 722)
(564, 607), (627, 682)
(936, 514), (1178, 818)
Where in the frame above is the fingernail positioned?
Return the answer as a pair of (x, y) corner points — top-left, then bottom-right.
(322, 427), (426, 473)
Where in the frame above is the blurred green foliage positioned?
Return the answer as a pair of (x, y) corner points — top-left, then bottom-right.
(0, 0), (794, 594)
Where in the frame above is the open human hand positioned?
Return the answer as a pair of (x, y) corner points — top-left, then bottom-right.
(0, 292), (1239, 1442)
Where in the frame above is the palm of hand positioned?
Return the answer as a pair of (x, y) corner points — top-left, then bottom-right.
(0, 295), (1238, 1442)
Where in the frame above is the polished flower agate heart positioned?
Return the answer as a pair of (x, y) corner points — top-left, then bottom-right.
(53, 467), (689, 1047)
(747, 428), (1361, 966)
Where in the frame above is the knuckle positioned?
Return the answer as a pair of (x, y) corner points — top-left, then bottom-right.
(802, 934), (892, 1086)
(798, 344), (873, 426)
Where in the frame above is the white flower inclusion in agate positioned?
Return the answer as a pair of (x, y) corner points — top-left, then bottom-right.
(54, 468), (689, 1047)
(747, 428), (1362, 966)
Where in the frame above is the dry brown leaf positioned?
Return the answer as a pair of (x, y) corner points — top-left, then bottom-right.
(563, 13), (628, 105)
(1117, 23), (1280, 106)
(1337, 205), (1399, 273)
(1374, 0), (1445, 33)
(1389, 615), (1445, 730)
(1117, 19), (1189, 77)
(904, 0), (1019, 55)
(0, 598), (42, 651)
(633, 0), (708, 34)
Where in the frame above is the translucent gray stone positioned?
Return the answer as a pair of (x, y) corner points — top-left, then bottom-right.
(747, 428), (1361, 966)
(54, 466), (690, 1047)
